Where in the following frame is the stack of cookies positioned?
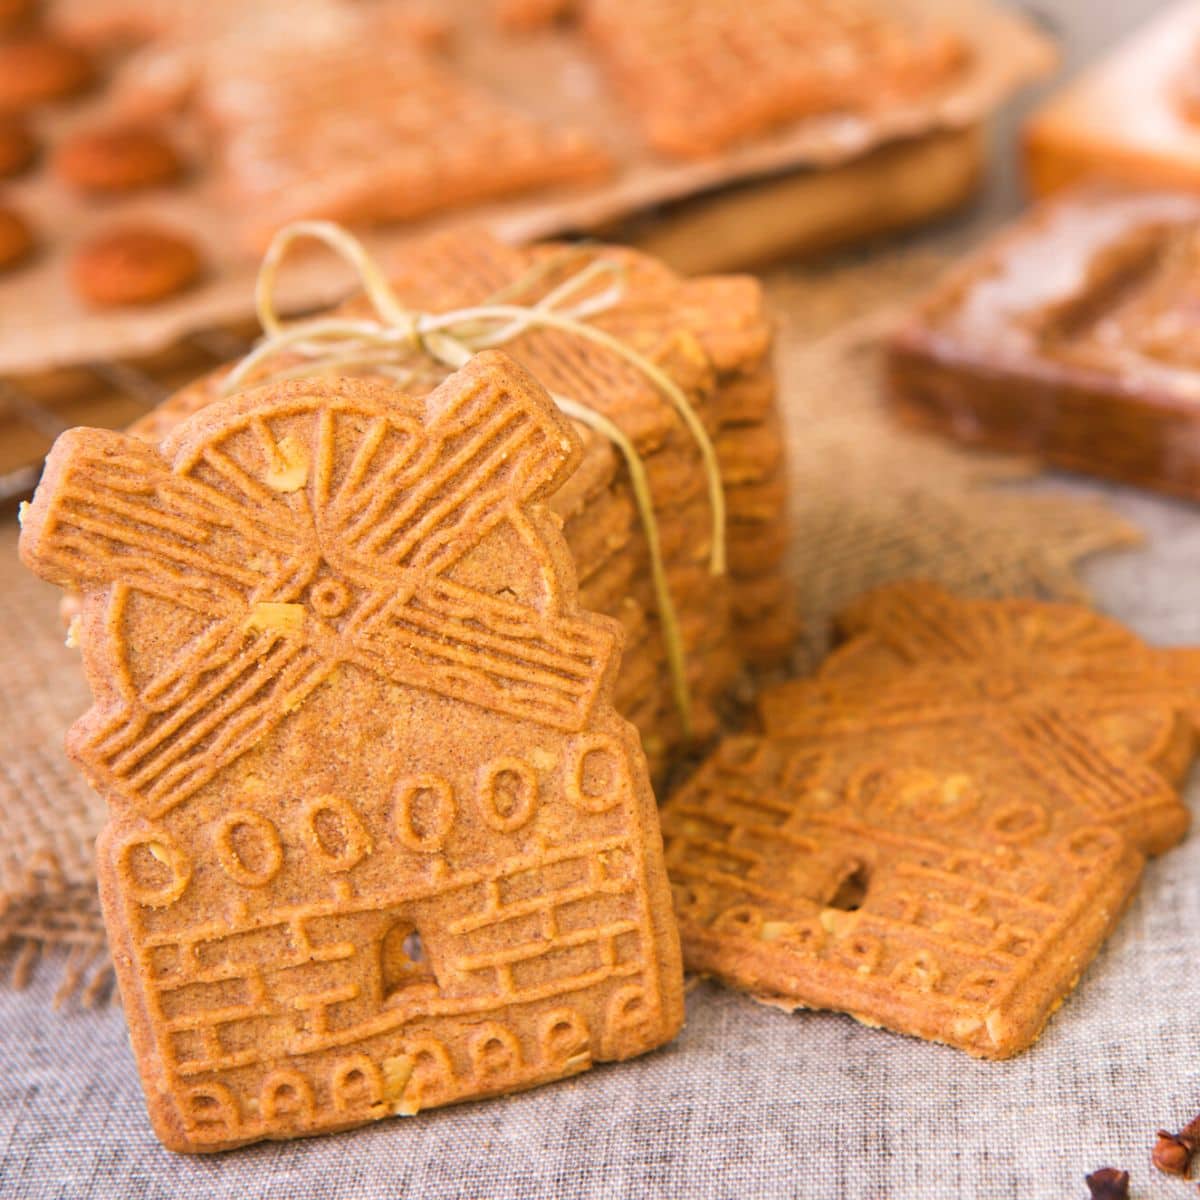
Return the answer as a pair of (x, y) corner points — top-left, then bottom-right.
(123, 228), (795, 776)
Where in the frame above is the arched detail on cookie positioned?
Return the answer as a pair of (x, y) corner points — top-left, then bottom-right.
(213, 810), (283, 887)
(477, 756), (538, 833)
(890, 950), (942, 994)
(845, 762), (887, 808)
(1060, 824), (1124, 864)
(835, 931), (882, 974)
(712, 904), (764, 937)
(404, 1037), (457, 1108)
(601, 985), (655, 1057)
(988, 802), (1049, 844)
(260, 1068), (315, 1125)
(119, 830), (191, 907)
(564, 733), (630, 814)
(469, 1022), (522, 1080)
(182, 1082), (240, 1136)
(392, 774), (455, 852)
(538, 1006), (590, 1065)
(303, 795), (371, 871)
(956, 969), (1001, 1004)
(331, 1054), (384, 1113)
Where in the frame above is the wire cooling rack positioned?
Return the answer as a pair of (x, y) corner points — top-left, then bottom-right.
(0, 327), (258, 503)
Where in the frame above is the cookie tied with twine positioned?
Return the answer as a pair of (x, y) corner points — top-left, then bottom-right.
(218, 220), (728, 737)
(20, 352), (685, 1149)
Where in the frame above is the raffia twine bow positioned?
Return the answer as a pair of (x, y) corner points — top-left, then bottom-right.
(221, 220), (728, 737)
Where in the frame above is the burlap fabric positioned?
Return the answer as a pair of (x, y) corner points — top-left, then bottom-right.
(8, 245), (1193, 1199)
(0, 245), (1140, 1007)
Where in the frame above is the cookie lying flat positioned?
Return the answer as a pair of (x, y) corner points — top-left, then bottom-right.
(206, 41), (609, 250)
(582, 0), (966, 157)
(661, 582), (1199, 1058)
(71, 226), (202, 306)
(20, 350), (684, 1152)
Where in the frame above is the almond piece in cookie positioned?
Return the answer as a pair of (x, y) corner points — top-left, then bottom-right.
(70, 226), (201, 306)
(54, 125), (183, 194)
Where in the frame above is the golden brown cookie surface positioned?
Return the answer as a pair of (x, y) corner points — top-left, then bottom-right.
(53, 124), (183, 193)
(70, 225), (201, 306)
(0, 35), (93, 112)
(661, 582), (1200, 1059)
(206, 41), (609, 250)
(0, 203), (33, 270)
(582, 0), (966, 157)
(19, 352), (684, 1152)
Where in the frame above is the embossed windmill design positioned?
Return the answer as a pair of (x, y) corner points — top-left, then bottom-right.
(21, 351), (684, 1153)
(759, 581), (1200, 854)
(24, 351), (613, 820)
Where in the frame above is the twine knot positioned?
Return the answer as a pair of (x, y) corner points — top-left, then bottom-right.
(222, 220), (728, 737)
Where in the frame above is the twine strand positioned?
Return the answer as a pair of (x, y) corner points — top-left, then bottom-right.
(222, 220), (727, 736)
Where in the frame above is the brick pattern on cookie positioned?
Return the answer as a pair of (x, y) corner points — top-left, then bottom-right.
(887, 187), (1200, 501)
(20, 351), (684, 1152)
(581, 0), (966, 157)
(661, 582), (1199, 1059)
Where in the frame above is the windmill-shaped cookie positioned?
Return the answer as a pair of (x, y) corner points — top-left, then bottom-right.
(21, 350), (684, 1152)
(661, 582), (1199, 1058)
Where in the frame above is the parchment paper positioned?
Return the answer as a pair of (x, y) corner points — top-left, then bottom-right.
(0, 0), (1053, 375)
